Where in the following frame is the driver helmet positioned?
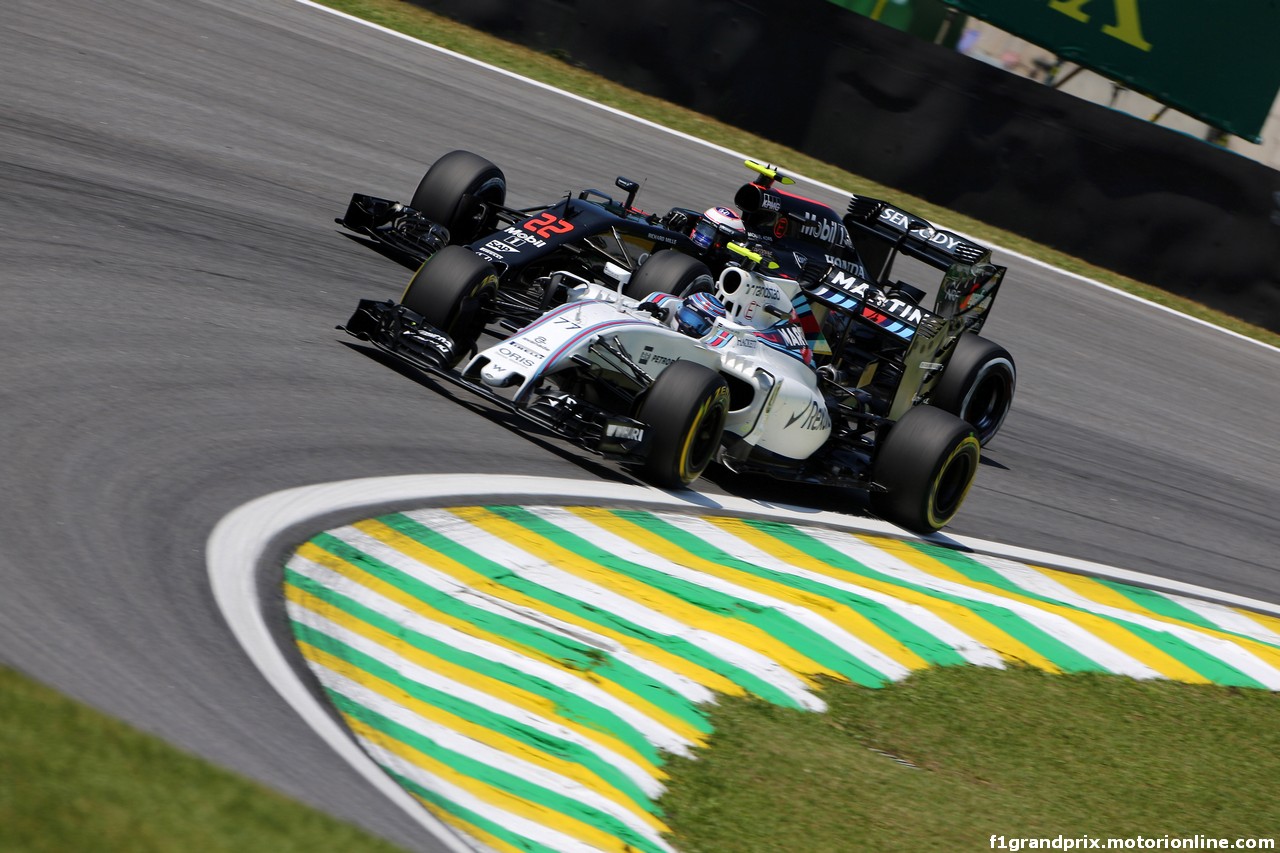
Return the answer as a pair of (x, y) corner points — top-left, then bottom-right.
(690, 206), (746, 251)
(675, 291), (726, 338)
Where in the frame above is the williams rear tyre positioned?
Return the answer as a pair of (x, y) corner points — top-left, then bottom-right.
(401, 245), (498, 366)
(635, 360), (730, 488)
(409, 150), (506, 245)
(623, 250), (714, 301)
(930, 333), (1015, 446)
(869, 405), (981, 534)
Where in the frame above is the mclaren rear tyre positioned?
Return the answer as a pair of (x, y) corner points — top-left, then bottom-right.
(931, 333), (1015, 446)
(401, 245), (498, 366)
(624, 250), (714, 301)
(410, 150), (507, 245)
(869, 405), (981, 534)
(635, 360), (730, 489)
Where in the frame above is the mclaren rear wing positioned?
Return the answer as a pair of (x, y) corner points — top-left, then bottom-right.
(843, 194), (1006, 328)
(844, 194), (998, 273)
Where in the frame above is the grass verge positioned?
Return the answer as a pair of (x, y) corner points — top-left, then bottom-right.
(659, 666), (1280, 852)
(316, 0), (1280, 349)
(0, 665), (405, 853)
(6, 660), (1277, 851)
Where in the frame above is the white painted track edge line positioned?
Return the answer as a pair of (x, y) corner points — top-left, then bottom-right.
(291, 0), (1280, 357)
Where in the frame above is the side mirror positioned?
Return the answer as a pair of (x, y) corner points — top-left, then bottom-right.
(615, 177), (640, 210)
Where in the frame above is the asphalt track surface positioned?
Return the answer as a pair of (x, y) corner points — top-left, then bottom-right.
(1, 0), (1277, 849)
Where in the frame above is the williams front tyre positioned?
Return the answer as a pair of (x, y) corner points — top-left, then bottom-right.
(401, 245), (498, 366)
(870, 405), (981, 534)
(635, 360), (730, 489)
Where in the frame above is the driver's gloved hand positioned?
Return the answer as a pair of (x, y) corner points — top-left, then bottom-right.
(636, 301), (670, 322)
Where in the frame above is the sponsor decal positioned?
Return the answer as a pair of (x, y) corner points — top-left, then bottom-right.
(503, 226), (545, 248)
(743, 279), (785, 301)
(402, 327), (454, 359)
(827, 270), (871, 296)
(638, 345), (675, 366)
(877, 207), (974, 255)
(497, 346), (536, 368)
(482, 238), (519, 254)
(797, 212), (852, 248)
(823, 271), (927, 326)
(774, 216), (789, 239)
(605, 423), (644, 441)
(502, 339), (547, 360)
(760, 193), (783, 212)
(774, 325), (807, 350)
(883, 298), (926, 326)
(785, 399), (832, 431)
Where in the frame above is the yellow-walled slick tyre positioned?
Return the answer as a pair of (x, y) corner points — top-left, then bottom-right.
(402, 245), (497, 366)
(636, 360), (730, 488)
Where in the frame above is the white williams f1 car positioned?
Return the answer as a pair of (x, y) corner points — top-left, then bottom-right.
(340, 200), (1009, 532)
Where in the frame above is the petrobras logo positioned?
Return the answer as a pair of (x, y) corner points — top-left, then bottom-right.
(638, 345), (675, 366)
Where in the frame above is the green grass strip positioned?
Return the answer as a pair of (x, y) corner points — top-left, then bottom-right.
(480, 505), (892, 687)
(735, 519), (1106, 673)
(378, 512), (809, 709)
(602, 509), (970, 668)
(911, 543), (1267, 689)
(292, 618), (656, 812)
(327, 691), (670, 853)
(658, 666), (1280, 852)
(306, 533), (708, 733)
(286, 566), (660, 766)
(0, 665), (408, 853)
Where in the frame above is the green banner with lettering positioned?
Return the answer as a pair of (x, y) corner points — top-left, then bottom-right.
(936, 0), (1280, 142)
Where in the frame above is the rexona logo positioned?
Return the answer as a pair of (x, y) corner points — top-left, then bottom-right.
(785, 399), (832, 432)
